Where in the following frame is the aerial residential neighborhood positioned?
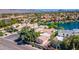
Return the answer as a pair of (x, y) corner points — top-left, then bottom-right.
(0, 9), (79, 50)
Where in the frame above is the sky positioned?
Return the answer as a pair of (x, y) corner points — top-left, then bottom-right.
(0, 0), (79, 9)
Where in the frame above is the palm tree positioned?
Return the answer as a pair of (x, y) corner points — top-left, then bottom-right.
(49, 31), (61, 49)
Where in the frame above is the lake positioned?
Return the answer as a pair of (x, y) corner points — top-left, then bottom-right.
(58, 21), (79, 30)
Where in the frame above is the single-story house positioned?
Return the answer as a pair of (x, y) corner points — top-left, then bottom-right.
(57, 29), (79, 41)
(58, 29), (79, 37)
(36, 28), (54, 46)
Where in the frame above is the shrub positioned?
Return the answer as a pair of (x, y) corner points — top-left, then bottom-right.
(0, 31), (4, 36)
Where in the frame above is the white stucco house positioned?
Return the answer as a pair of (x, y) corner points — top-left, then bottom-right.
(57, 29), (79, 41)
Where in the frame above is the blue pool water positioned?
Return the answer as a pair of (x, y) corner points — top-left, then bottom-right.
(58, 21), (79, 30)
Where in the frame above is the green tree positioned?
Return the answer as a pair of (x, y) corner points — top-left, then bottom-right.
(18, 27), (40, 43)
(11, 18), (18, 24)
(0, 18), (18, 28)
(47, 22), (59, 29)
(0, 31), (4, 36)
(60, 35), (79, 50)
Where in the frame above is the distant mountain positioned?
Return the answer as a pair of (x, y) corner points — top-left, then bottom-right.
(0, 9), (79, 14)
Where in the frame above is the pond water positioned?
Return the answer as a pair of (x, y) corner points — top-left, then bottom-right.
(58, 21), (79, 30)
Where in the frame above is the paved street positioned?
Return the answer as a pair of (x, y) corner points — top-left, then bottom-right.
(3, 34), (19, 42)
(0, 34), (39, 50)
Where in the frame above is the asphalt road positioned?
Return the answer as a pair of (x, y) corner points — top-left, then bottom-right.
(3, 34), (19, 42)
(0, 34), (39, 50)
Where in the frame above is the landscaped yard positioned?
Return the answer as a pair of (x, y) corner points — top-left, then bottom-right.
(0, 31), (4, 36)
